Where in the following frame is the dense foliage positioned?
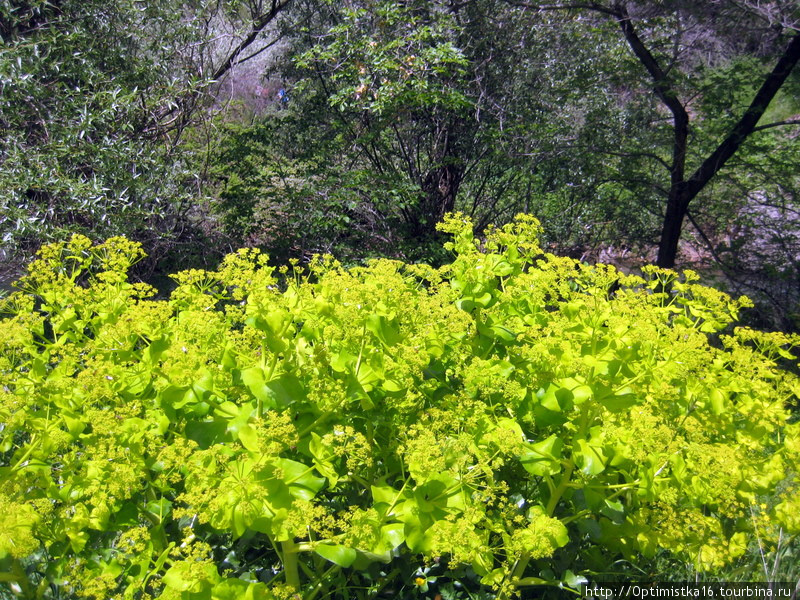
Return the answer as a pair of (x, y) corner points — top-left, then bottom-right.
(1, 0), (190, 252)
(217, 0), (618, 261)
(0, 0), (290, 272)
(201, 0), (800, 326)
(3, 0), (800, 325)
(2, 216), (799, 599)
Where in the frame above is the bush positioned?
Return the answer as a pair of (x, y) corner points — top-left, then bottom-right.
(0, 0), (201, 257)
(1, 215), (799, 599)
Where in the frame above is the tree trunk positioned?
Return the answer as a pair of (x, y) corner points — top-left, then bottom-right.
(413, 161), (464, 237)
(657, 183), (690, 268)
(509, 3), (800, 270)
(655, 32), (800, 268)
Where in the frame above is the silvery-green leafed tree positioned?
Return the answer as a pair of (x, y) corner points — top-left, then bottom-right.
(0, 0), (291, 263)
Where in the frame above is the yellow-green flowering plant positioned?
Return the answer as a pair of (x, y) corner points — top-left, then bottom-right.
(1, 215), (799, 599)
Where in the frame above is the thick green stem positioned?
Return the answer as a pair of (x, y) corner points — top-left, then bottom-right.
(511, 552), (532, 584)
(305, 564), (343, 600)
(498, 552), (532, 600)
(354, 323), (367, 375)
(545, 461), (576, 517)
(281, 539), (301, 590)
(296, 394), (349, 438)
(257, 352), (279, 418)
(11, 435), (38, 472)
(546, 405), (591, 516)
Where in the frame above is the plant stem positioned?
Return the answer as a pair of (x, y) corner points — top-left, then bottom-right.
(545, 460), (575, 517)
(304, 564), (341, 600)
(499, 552), (532, 600)
(546, 405), (591, 516)
(281, 539), (301, 590)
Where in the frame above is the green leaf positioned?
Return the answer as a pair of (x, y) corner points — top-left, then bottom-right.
(212, 578), (249, 600)
(214, 401), (240, 419)
(160, 384), (189, 408)
(355, 362), (381, 390)
(163, 562), (194, 592)
(476, 319), (517, 343)
(575, 439), (606, 476)
(557, 377), (592, 404)
(275, 458), (326, 500)
(537, 384), (564, 412)
(144, 498), (172, 523)
(221, 346), (238, 370)
(600, 498), (625, 524)
(381, 378), (406, 395)
(145, 337), (170, 364)
(164, 561), (219, 593)
(563, 569), (588, 588)
(238, 424), (260, 452)
(377, 523), (405, 551)
(263, 374), (302, 408)
(232, 505), (248, 538)
(492, 259), (515, 277)
(309, 432), (339, 486)
(520, 434), (564, 476)
(315, 543), (357, 567)
(595, 384), (637, 412)
(239, 367), (271, 406)
(61, 412), (85, 436)
(238, 368), (299, 410)
(366, 314), (403, 346)
(330, 350), (357, 373)
(403, 513), (435, 553)
(53, 307), (78, 334)
(245, 582), (272, 600)
(372, 483), (401, 506)
(246, 310), (290, 352)
(185, 418), (228, 448)
(709, 388), (726, 415)
(490, 324), (517, 343)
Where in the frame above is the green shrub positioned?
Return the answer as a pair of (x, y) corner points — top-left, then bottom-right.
(0, 0), (203, 257)
(1, 215), (799, 599)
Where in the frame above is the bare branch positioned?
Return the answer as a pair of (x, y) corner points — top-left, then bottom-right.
(235, 31), (286, 66)
(686, 33), (800, 198)
(504, 1), (621, 17)
(685, 209), (787, 315)
(612, 2), (688, 127)
(144, 0), (293, 138)
(568, 144), (672, 172)
(752, 119), (800, 132)
(210, 0), (292, 82)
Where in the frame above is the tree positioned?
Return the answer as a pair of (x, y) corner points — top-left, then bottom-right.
(509, 0), (800, 268)
(0, 0), (291, 268)
(216, 0), (612, 260)
(207, 0), (800, 324)
(287, 0), (484, 245)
